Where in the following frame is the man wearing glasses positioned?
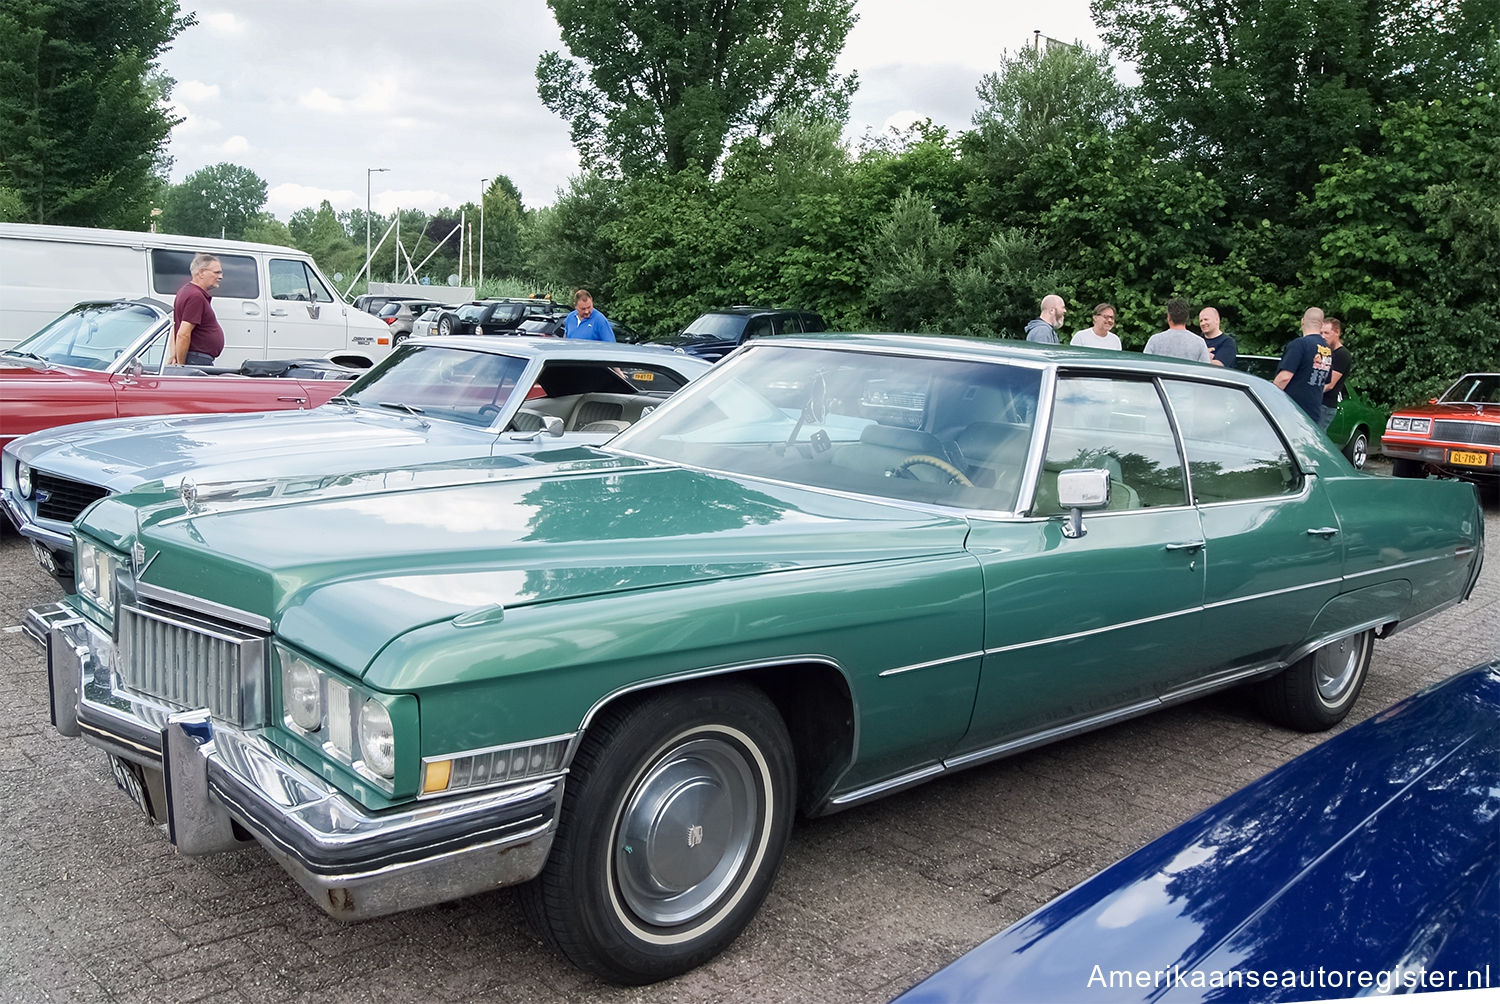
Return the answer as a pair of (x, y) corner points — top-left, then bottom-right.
(1070, 303), (1122, 350)
(169, 253), (225, 366)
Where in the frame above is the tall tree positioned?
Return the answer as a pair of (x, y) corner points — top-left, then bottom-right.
(537, 0), (858, 176)
(160, 162), (267, 240)
(0, 0), (194, 227)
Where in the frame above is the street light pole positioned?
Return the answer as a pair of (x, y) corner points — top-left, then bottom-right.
(365, 167), (389, 289)
(478, 178), (489, 295)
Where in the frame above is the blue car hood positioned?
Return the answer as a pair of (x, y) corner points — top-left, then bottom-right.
(6, 406), (592, 492)
(895, 663), (1500, 1003)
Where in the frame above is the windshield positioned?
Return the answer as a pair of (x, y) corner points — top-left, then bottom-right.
(611, 344), (1043, 510)
(680, 313), (748, 341)
(5, 302), (163, 371)
(337, 344), (530, 427)
(1440, 374), (1500, 404)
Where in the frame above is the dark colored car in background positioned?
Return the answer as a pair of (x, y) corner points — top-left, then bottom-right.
(1384, 372), (1500, 490)
(659, 306), (827, 361)
(434, 297), (567, 337)
(1239, 354), (1387, 469)
(894, 659), (1500, 1003)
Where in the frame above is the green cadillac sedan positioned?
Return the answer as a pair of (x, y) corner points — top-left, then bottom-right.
(27, 334), (1484, 984)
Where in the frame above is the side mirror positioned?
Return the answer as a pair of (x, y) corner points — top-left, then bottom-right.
(1056, 468), (1111, 539)
(541, 415), (563, 437)
(122, 358), (145, 382)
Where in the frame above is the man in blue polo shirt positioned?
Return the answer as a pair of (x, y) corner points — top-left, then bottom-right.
(564, 288), (615, 341)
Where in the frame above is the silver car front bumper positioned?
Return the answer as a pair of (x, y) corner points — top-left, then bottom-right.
(30, 603), (561, 920)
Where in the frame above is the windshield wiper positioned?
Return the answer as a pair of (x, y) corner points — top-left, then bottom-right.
(2, 349), (47, 363)
(378, 401), (425, 416)
(328, 394), (357, 406)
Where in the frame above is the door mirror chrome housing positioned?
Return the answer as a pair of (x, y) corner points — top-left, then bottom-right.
(1056, 468), (1111, 539)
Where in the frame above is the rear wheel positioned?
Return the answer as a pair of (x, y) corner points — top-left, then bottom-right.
(437, 315), (454, 336)
(1255, 629), (1373, 731)
(521, 683), (795, 985)
(1391, 458), (1425, 478)
(1342, 428), (1369, 469)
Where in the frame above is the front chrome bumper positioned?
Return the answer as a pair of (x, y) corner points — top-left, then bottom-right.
(30, 603), (561, 920)
(1, 486), (72, 550)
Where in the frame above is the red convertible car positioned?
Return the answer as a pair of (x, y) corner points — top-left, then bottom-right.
(1383, 372), (1500, 491)
(1, 299), (355, 451)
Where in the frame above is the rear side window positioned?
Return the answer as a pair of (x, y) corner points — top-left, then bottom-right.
(269, 259), (334, 302)
(1163, 380), (1300, 503)
(151, 249), (259, 298)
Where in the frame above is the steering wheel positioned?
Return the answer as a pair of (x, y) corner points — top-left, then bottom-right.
(476, 404), (501, 422)
(891, 454), (974, 487)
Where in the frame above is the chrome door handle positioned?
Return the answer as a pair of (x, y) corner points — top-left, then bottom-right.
(1165, 541), (1206, 552)
(1306, 527), (1340, 538)
(271, 308), (288, 317)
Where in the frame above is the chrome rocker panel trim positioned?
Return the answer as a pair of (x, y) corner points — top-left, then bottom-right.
(38, 604), (560, 921)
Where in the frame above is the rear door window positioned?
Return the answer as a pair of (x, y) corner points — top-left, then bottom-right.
(151, 249), (259, 298)
(1162, 380), (1301, 503)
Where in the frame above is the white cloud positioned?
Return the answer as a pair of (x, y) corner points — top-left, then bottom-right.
(299, 88), (344, 113)
(221, 135), (250, 154)
(375, 190), (457, 215)
(169, 107), (222, 135)
(177, 80), (221, 102)
(201, 12), (245, 34)
(267, 183), (358, 214)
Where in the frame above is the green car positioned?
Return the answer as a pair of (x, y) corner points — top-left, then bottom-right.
(27, 335), (1483, 984)
(1239, 354), (1388, 469)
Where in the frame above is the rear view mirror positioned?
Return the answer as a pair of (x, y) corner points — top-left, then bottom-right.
(1056, 468), (1111, 539)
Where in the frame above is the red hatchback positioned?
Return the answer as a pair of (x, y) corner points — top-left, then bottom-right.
(1383, 372), (1500, 490)
(1, 299), (354, 451)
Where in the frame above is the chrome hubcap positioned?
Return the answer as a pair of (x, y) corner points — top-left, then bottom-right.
(1314, 635), (1362, 703)
(1352, 434), (1368, 469)
(615, 737), (758, 926)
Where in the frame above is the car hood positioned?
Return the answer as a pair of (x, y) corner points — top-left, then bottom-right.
(97, 454), (971, 673)
(894, 662), (1500, 1003)
(9, 406), (519, 490)
(1390, 401), (1500, 420)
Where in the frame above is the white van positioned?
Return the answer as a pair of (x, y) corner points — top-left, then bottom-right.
(0, 223), (392, 368)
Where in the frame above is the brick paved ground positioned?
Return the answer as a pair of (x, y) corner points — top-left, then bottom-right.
(1, 485), (1495, 1003)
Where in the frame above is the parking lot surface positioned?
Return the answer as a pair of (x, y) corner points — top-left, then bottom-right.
(2, 485), (1496, 1003)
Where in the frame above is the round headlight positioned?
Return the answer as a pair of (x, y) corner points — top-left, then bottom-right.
(16, 463), (32, 499)
(357, 698), (396, 778)
(282, 657), (324, 732)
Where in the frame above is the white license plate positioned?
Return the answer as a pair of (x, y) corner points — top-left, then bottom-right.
(109, 754), (154, 818)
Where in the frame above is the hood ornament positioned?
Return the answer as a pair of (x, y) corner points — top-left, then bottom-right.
(180, 476), (201, 514)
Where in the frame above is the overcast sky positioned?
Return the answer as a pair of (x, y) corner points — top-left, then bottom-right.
(159, 1), (1107, 218)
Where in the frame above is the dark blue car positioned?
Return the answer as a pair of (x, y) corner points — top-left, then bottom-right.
(895, 662), (1500, 1003)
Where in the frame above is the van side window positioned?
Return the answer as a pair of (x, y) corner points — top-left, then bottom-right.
(270, 259), (333, 302)
(150, 250), (259, 299)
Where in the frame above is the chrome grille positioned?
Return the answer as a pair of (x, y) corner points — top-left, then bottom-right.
(1431, 420), (1500, 448)
(116, 604), (269, 727)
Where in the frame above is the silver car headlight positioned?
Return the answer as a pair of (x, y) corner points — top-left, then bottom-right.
(1408, 418), (1431, 434)
(276, 642), (401, 785)
(1387, 416), (1411, 432)
(75, 537), (119, 616)
(16, 462), (32, 499)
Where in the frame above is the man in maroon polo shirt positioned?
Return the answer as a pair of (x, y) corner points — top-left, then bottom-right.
(170, 253), (226, 365)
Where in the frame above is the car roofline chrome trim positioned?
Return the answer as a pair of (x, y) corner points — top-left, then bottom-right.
(135, 582), (271, 633)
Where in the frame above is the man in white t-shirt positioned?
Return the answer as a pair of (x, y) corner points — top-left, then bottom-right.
(1070, 303), (1122, 350)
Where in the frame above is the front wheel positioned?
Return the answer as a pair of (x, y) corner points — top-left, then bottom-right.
(1255, 629), (1373, 731)
(436, 315), (454, 336)
(521, 683), (796, 985)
